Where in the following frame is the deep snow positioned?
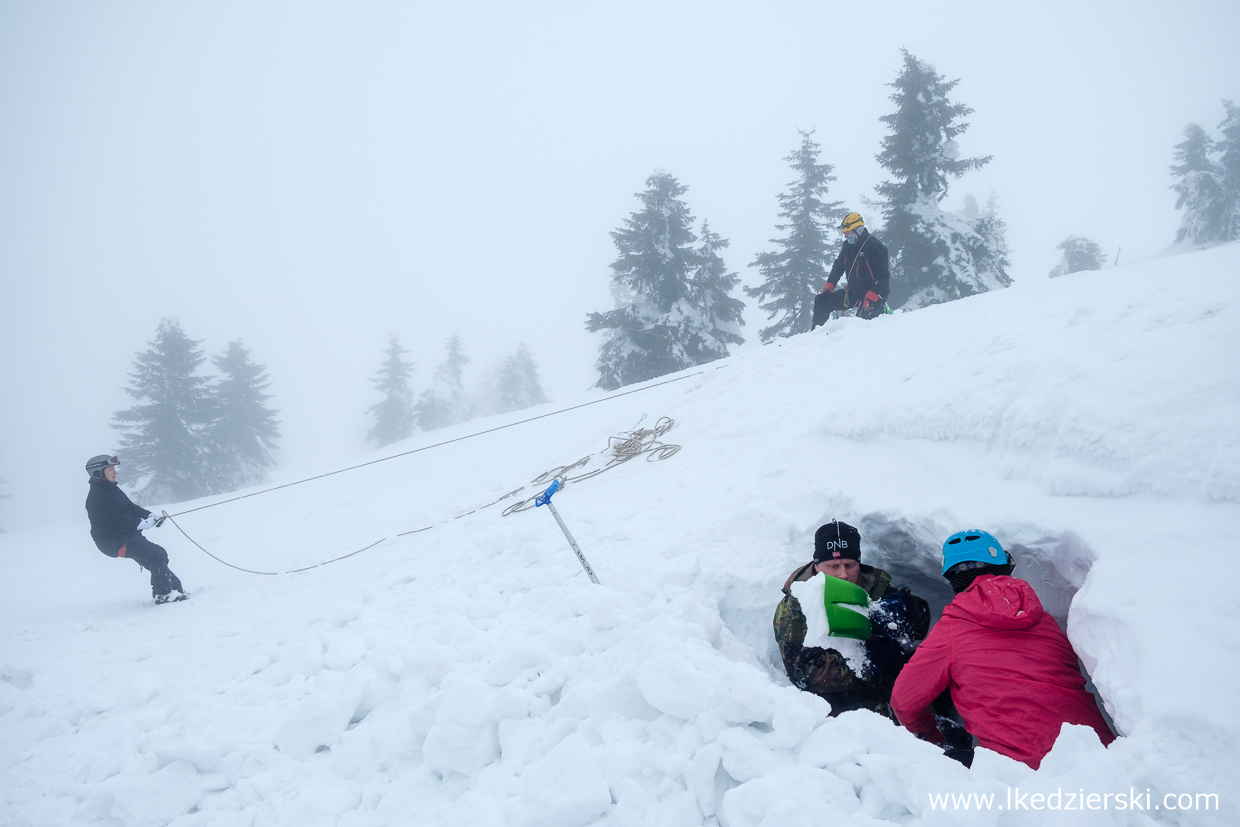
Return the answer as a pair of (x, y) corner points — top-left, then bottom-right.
(2, 244), (1239, 826)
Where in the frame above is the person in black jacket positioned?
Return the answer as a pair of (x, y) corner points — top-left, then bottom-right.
(84, 454), (187, 604)
(812, 212), (891, 326)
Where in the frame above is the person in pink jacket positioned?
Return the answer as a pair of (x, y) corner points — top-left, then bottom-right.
(890, 530), (1115, 769)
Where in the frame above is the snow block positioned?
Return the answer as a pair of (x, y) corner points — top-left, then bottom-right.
(516, 733), (611, 827)
(94, 759), (207, 827)
(422, 676), (502, 776)
(273, 682), (364, 760)
(722, 765), (859, 827)
(635, 641), (773, 725)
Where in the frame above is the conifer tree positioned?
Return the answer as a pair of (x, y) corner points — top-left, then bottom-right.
(875, 49), (1009, 309)
(494, 343), (551, 414)
(1049, 236), (1106, 278)
(418, 332), (475, 431)
(1218, 100), (1240, 241)
(366, 333), (416, 447)
(208, 340), (280, 490)
(587, 172), (744, 389)
(748, 130), (847, 341)
(970, 193), (1012, 287)
(688, 222), (746, 361)
(0, 452), (10, 533)
(1170, 122), (1228, 246)
(113, 318), (213, 502)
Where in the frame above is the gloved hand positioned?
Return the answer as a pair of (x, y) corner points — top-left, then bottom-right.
(869, 590), (931, 649)
(137, 513), (161, 531)
(863, 290), (881, 308)
(819, 282), (836, 294)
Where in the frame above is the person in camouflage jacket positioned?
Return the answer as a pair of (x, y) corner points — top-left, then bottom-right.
(774, 520), (929, 716)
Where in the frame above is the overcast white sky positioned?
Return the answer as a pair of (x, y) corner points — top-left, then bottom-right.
(2, 1), (1237, 530)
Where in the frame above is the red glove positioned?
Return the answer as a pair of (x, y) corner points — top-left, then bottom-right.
(864, 291), (880, 303)
(820, 282), (836, 294)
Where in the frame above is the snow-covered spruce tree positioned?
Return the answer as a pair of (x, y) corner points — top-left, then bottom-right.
(1049, 236), (1106, 278)
(0, 452), (9, 533)
(366, 333), (416, 448)
(747, 130), (847, 341)
(418, 332), (475, 431)
(112, 318), (213, 502)
(587, 172), (744, 389)
(969, 193), (1011, 287)
(207, 340), (280, 491)
(494, 343), (550, 415)
(688, 222), (746, 360)
(1218, 100), (1240, 241)
(1170, 122), (1229, 246)
(875, 49), (1008, 309)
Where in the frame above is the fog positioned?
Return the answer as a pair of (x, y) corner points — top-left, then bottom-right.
(1, 0), (1237, 531)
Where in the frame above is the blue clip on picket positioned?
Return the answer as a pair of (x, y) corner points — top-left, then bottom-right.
(535, 478), (562, 508)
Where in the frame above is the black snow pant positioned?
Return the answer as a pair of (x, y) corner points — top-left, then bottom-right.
(811, 290), (848, 329)
(117, 533), (183, 598)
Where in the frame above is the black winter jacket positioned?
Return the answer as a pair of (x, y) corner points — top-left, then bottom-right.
(85, 478), (152, 556)
(825, 228), (890, 307)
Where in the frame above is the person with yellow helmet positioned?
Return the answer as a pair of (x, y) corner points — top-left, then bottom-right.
(812, 212), (891, 325)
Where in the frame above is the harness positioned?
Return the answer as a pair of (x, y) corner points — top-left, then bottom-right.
(847, 235), (876, 307)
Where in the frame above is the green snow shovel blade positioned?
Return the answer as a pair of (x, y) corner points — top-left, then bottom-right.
(821, 574), (872, 640)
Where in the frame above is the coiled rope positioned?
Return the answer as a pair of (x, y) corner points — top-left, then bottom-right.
(497, 416), (679, 515)
(165, 417), (680, 576)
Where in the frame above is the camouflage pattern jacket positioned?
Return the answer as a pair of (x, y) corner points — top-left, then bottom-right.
(773, 561), (898, 715)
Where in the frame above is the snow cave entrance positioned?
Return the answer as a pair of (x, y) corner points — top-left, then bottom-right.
(859, 514), (1097, 630)
(720, 514), (1100, 690)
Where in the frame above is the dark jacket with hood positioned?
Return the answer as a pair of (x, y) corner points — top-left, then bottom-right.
(825, 227), (890, 308)
(85, 477), (153, 556)
(890, 574), (1115, 769)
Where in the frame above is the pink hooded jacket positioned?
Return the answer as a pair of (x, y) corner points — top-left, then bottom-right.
(890, 575), (1114, 769)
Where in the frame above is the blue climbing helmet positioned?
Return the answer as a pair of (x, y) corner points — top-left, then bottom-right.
(941, 529), (1010, 576)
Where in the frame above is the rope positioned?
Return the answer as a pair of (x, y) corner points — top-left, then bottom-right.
(498, 417), (679, 515)
(168, 372), (703, 518)
(163, 417), (681, 576)
(161, 513), (386, 576)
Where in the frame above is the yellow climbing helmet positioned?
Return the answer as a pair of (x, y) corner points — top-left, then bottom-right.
(839, 212), (865, 233)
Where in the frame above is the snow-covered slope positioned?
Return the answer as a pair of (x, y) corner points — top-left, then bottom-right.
(3, 244), (1238, 826)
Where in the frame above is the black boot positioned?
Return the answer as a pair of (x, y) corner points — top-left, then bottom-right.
(151, 565), (188, 604)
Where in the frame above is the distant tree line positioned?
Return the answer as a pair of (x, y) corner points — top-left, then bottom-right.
(1038, 100), (1240, 280)
(109, 319), (554, 500)
(365, 333), (550, 448)
(588, 48), (1013, 388)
